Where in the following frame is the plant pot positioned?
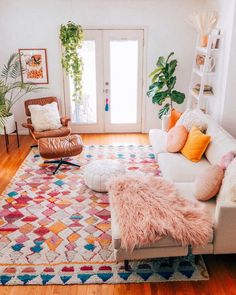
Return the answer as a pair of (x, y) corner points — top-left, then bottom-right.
(200, 35), (208, 47)
(162, 114), (170, 131)
(0, 114), (15, 135)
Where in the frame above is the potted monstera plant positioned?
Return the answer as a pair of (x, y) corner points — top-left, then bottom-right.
(0, 53), (42, 134)
(147, 52), (185, 120)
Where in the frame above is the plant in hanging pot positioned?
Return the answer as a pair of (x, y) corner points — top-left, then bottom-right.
(147, 52), (185, 121)
(0, 53), (43, 134)
(59, 21), (84, 104)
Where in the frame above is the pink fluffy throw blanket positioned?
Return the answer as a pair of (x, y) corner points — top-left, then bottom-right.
(107, 174), (213, 252)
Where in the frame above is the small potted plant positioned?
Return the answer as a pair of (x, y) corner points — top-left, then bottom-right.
(0, 53), (42, 134)
(147, 52), (185, 123)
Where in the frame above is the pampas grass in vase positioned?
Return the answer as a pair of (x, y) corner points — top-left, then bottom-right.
(188, 11), (218, 47)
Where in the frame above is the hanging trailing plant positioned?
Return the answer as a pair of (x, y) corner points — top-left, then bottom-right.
(60, 21), (84, 103)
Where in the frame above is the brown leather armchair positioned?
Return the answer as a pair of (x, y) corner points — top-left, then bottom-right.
(22, 97), (71, 142)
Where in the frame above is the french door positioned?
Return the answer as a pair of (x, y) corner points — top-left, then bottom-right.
(64, 29), (144, 133)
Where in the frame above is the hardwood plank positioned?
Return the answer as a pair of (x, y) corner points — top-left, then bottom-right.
(1, 134), (236, 295)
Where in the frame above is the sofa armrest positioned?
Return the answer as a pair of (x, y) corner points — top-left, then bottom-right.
(149, 129), (168, 156)
(61, 116), (71, 127)
(214, 200), (236, 253)
(22, 122), (34, 132)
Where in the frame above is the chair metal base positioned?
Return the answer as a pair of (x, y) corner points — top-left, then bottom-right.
(44, 158), (80, 175)
(124, 260), (130, 271)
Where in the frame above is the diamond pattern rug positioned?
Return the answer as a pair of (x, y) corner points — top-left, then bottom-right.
(0, 145), (209, 285)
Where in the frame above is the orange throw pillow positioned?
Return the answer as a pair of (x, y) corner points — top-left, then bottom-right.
(181, 126), (211, 162)
(167, 125), (188, 153)
(167, 109), (182, 131)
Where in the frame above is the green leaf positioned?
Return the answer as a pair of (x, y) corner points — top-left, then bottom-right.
(167, 76), (176, 90)
(148, 66), (162, 78)
(166, 52), (174, 63)
(152, 91), (168, 105)
(156, 56), (165, 68)
(0, 105), (8, 129)
(60, 21), (84, 101)
(170, 90), (185, 104)
(158, 103), (170, 119)
(168, 59), (177, 76)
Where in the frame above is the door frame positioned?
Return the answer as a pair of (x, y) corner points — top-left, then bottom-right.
(103, 29), (144, 133)
(62, 29), (105, 133)
(61, 26), (147, 133)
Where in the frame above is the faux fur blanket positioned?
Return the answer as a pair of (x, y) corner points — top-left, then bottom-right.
(107, 174), (213, 252)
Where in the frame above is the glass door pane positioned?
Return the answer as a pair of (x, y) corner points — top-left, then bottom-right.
(70, 40), (97, 124)
(110, 40), (138, 124)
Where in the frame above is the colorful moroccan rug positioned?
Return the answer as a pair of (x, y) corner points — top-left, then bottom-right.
(0, 145), (209, 285)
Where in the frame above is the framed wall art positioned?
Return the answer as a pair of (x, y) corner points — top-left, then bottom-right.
(19, 48), (49, 84)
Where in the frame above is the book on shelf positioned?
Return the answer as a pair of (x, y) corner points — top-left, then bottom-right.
(192, 83), (214, 95)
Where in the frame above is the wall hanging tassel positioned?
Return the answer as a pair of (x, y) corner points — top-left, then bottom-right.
(105, 98), (109, 111)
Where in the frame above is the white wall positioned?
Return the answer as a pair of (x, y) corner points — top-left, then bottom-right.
(204, 0), (236, 137)
(216, 0), (236, 137)
(0, 0), (212, 134)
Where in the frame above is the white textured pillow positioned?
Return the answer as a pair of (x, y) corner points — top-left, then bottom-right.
(176, 109), (208, 132)
(218, 158), (236, 202)
(29, 102), (62, 132)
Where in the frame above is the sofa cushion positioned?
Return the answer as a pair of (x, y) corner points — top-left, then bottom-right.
(149, 129), (167, 155)
(175, 182), (216, 223)
(186, 109), (236, 165)
(205, 118), (236, 165)
(218, 158), (236, 202)
(158, 152), (211, 182)
(111, 182), (214, 250)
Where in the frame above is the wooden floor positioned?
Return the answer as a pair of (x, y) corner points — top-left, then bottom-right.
(1, 133), (236, 295)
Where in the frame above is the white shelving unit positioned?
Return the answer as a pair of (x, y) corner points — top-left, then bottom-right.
(187, 32), (223, 112)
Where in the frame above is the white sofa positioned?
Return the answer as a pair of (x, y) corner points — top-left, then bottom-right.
(111, 110), (236, 263)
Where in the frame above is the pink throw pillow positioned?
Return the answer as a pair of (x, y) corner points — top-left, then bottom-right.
(166, 125), (188, 153)
(219, 152), (235, 170)
(195, 165), (224, 201)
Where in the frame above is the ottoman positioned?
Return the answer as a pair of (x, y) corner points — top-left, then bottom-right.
(84, 159), (125, 192)
(39, 135), (83, 174)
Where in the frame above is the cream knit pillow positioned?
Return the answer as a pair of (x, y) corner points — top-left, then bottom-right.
(29, 102), (62, 132)
(176, 109), (208, 132)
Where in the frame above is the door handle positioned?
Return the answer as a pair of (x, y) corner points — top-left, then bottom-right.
(104, 82), (109, 111)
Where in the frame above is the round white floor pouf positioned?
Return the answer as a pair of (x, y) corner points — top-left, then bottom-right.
(84, 159), (125, 192)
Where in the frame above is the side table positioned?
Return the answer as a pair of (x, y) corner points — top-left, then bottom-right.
(4, 121), (20, 152)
